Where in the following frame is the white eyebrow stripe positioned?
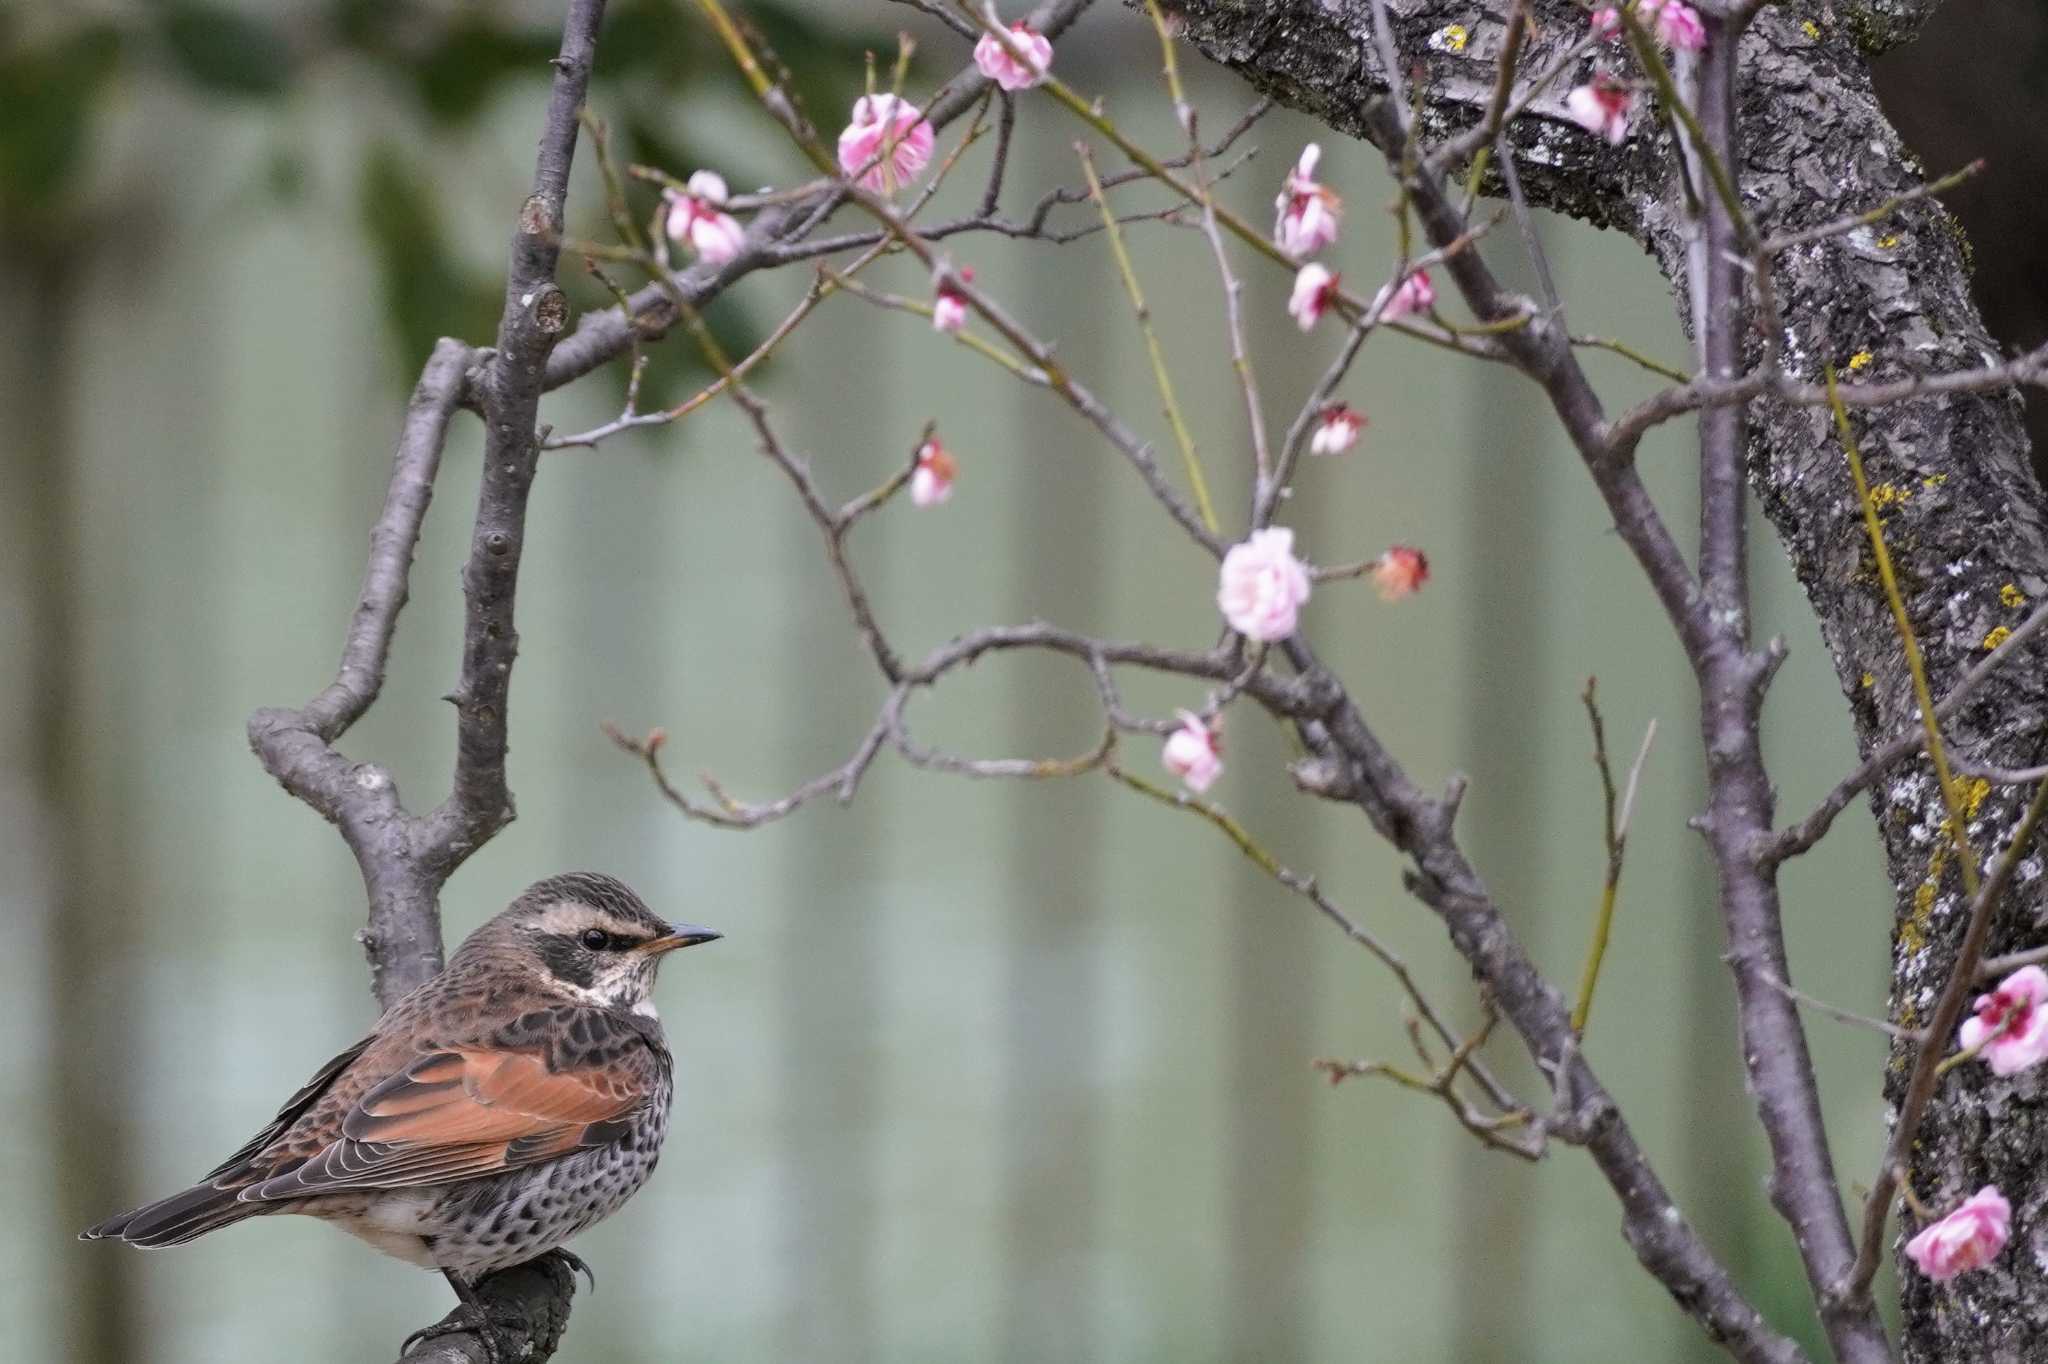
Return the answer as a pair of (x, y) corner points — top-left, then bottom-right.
(533, 903), (651, 939)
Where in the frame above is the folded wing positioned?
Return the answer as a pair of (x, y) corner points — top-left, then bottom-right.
(241, 1007), (661, 1202)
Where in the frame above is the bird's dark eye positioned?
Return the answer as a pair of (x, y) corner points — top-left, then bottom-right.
(579, 928), (610, 951)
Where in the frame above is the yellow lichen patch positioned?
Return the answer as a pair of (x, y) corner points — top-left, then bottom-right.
(1848, 350), (1874, 371)
(1431, 22), (1470, 51)
(1923, 474), (1949, 490)
(1877, 233), (1901, 250)
(2002, 583), (2027, 608)
(1963, 777), (1992, 820)
(1868, 482), (1911, 511)
(1986, 625), (2015, 651)
(1900, 881), (1936, 956)
(1801, 18), (1822, 39)
(1860, 671), (1876, 689)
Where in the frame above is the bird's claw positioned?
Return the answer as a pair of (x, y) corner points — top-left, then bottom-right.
(542, 1246), (597, 1294)
(400, 1303), (507, 1364)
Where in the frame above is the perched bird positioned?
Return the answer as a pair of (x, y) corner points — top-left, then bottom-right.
(83, 872), (719, 1353)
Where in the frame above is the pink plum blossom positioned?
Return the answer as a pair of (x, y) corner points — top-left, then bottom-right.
(1566, 75), (1635, 146)
(933, 267), (974, 334)
(1591, 0), (1704, 50)
(1645, 0), (1706, 50)
(1905, 1186), (2011, 1281)
(973, 23), (1053, 91)
(1372, 546), (1430, 601)
(663, 171), (746, 265)
(911, 437), (958, 507)
(1162, 710), (1223, 792)
(1218, 527), (1312, 641)
(838, 93), (935, 195)
(1377, 269), (1435, 322)
(1289, 263), (1339, 331)
(1274, 143), (1342, 260)
(1309, 404), (1367, 456)
(1961, 965), (2048, 1075)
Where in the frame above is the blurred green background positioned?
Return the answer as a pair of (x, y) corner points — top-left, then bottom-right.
(18, 0), (2023, 1360)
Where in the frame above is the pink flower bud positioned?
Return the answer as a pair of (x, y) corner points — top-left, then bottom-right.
(973, 23), (1053, 91)
(664, 170), (747, 265)
(1961, 965), (2048, 1075)
(1566, 76), (1635, 146)
(911, 437), (957, 507)
(1372, 546), (1430, 601)
(932, 266), (974, 334)
(838, 93), (935, 195)
(1905, 1186), (2010, 1281)
(1590, 6), (1622, 39)
(1218, 527), (1312, 641)
(1377, 269), (1435, 322)
(1289, 263), (1339, 331)
(1309, 404), (1367, 456)
(1274, 143), (1342, 260)
(1162, 710), (1223, 792)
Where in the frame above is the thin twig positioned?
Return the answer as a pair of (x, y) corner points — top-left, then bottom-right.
(1076, 142), (1219, 534)
(1106, 756), (1519, 1113)
(1572, 678), (1655, 1036)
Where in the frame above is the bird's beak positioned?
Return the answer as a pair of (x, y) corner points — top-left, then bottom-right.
(642, 922), (723, 955)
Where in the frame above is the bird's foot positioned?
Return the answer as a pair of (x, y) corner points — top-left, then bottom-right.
(404, 1270), (524, 1363)
(400, 1303), (508, 1364)
(540, 1246), (597, 1294)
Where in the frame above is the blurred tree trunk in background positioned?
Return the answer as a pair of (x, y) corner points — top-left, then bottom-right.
(1875, 0), (2048, 472)
(10, 249), (136, 1364)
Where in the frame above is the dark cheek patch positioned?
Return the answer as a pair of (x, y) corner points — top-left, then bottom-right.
(536, 934), (596, 989)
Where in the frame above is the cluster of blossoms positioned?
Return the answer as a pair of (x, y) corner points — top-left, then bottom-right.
(1566, 1), (1706, 145)
(1891, 964), (2048, 1284)
(1154, 142), (1441, 791)
(678, 71), (1430, 801)
(1276, 140), (1431, 336)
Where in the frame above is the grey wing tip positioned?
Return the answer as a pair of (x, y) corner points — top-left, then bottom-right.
(79, 1212), (131, 1242)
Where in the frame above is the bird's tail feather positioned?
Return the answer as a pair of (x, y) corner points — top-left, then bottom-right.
(80, 1182), (259, 1248)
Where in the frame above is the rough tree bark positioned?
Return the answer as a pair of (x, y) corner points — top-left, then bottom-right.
(1160, 0), (2048, 1357)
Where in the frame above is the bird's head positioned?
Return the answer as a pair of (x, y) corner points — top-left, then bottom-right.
(476, 872), (721, 1013)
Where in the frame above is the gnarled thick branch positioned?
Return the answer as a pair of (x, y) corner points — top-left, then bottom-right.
(247, 1), (609, 1360)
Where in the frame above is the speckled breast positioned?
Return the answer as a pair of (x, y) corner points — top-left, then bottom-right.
(421, 1070), (673, 1278)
